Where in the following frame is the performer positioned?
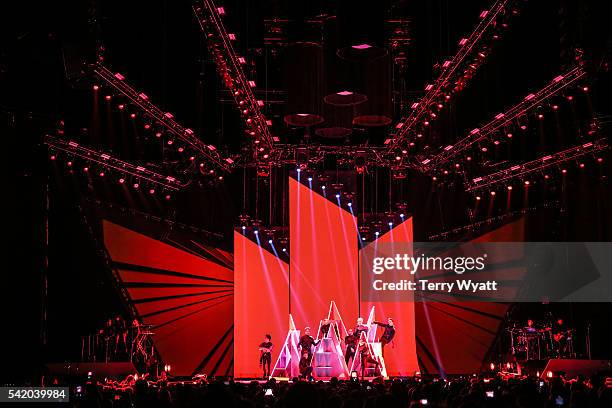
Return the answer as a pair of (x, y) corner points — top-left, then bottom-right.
(373, 317), (396, 354)
(552, 318), (569, 358)
(114, 315), (128, 357)
(258, 334), (273, 378)
(104, 318), (115, 362)
(354, 318), (369, 340)
(320, 318), (331, 338)
(298, 327), (319, 360)
(525, 319), (537, 333)
(358, 339), (379, 379)
(344, 328), (358, 366)
(299, 351), (313, 380)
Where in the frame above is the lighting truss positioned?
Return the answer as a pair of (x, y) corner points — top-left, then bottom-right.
(192, 0), (275, 150)
(465, 138), (607, 191)
(91, 63), (234, 173)
(420, 65), (587, 173)
(241, 145), (389, 168)
(388, 0), (515, 153)
(44, 135), (187, 191)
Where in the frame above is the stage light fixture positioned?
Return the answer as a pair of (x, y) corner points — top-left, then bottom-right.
(93, 85), (99, 91)
(335, 193), (340, 198)
(119, 178), (125, 184)
(348, 202), (352, 207)
(149, 189), (155, 194)
(254, 230), (259, 235)
(99, 171), (105, 177)
(375, 231), (380, 236)
(241, 225), (246, 230)
(507, 186), (512, 190)
(165, 194), (171, 200)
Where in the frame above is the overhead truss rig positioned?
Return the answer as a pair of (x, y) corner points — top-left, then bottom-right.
(91, 63), (234, 173)
(465, 138), (608, 191)
(388, 0), (515, 154)
(193, 0), (276, 150)
(420, 65), (587, 173)
(44, 135), (186, 191)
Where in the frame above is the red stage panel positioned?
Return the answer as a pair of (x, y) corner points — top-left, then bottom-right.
(360, 217), (420, 376)
(415, 218), (525, 375)
(234, 231), (289, 378)
(289, 178), (359, 331)
(103, 220), (233, 376)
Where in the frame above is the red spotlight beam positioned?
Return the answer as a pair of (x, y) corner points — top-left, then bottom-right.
(193, 0), (275, 151)
(91, 63), (234, 173)
(465, 138), (607, 192)
(420, 65), (587, 173)
(44, 135), (187, 191)
(387, 0), (516, 154)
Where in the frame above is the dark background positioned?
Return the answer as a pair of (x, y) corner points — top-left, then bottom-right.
(3, 0), (611, 383)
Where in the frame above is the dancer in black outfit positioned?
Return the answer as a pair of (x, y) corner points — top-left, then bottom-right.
(258, 334), (273, 378)
(373, 317), (396, 355)
(344, 328), (358, 366)
(298, 327), (319, 360)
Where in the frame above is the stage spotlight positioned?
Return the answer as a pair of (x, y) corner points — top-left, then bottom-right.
(561, 169), (567, 174)
(335, 193), (340, 198)
(268, 239), (273, 244)
(507, 186), (512, 190)
(597, 158), (603, 163)
(99, 171), (105, 177)
(93, 85), (99, 91)
(547, 370), (553, 378)
(241, 225), (246, 230)
(50, 155), (56, 160)
(67, 161), (72, 167)
(149, 189), (155, 194)
(579, 163), (585, 168)
(130, 113), (136, 119)
(119, 178), (125, 184)
(133, 183), (139, 188)
(105, 95), (111, 101)
(490, 191), (496, 196)
(361, 237), (366, 241)
(476, 196), (481, 201)
(490, 363), (495, 370)
(296, 168), (301, 173)
(254, 230), (259, 235)
(375, 231), (380, 236)
(348, 202), (352, 207)
(388, 222), (393, 227)
(308, 177), (312, 182)
(83, 167), (89, 172)
(282, 248), (287, 252)
(524, 181), (530, 186)
(321, 186), (326, 190)
(400, 213), (405, 218)
(165, 194), (171, 200)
